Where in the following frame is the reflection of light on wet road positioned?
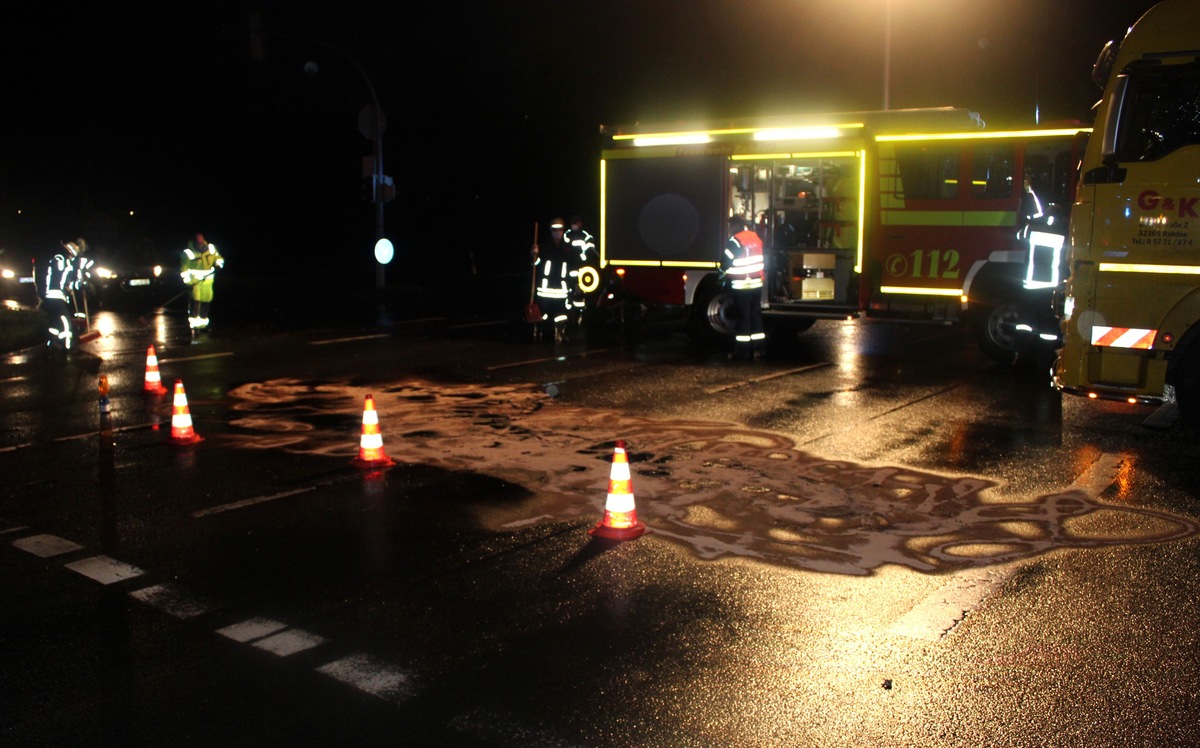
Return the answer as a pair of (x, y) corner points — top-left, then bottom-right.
(223, 378), (1197, 577)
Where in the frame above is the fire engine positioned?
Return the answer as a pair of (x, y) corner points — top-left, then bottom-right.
(1053, 0), (1200, 431)
(598, 108), (1088, 362)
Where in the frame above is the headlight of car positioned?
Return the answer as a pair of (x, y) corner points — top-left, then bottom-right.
(153, 265), (163, 277)
(94, 266), (115, 279)
(1, 268), (14, 280)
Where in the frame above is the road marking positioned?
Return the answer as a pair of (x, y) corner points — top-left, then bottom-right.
(446, 319), (507, 330)
(64, 555), (145, 585)
(704, 362), (833, 394)
(891, 452), (1128, 641)
(129, 583), (213, 619)
(158, 351), (234, 364)
(12, 533), (83, 557)
(890, 567), (1010, 641)
(217, 617), (289, 643)
(310, 333), (391, 345)
(1, 525), (31, 536)
(191, 486), (318, 518)
(485, 346), (624, 371)
(315, 654), (414, 701)
(392, 316), (446, 325)
(252, 629), (327, 657)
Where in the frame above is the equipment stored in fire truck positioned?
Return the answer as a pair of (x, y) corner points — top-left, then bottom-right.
(599, 108), (1088, 362)
(1053, 0), (1200, 431)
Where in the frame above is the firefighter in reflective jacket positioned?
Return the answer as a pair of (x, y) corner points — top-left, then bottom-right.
(565, 215), (599, 325)
(533, 218), (572, 343)
(723, 216), (766, 360)
(180, 233), (224, 332)
(41, 241), (81, 352)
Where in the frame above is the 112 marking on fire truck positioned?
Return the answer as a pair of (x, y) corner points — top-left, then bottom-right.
(598, 108), (1089, 363)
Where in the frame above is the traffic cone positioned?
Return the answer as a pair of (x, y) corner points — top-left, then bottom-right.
(350, 394), (395, 468)
(590, 440), (647, 540)
(167, 379), (203, 445)
(143, 345), (168, 395)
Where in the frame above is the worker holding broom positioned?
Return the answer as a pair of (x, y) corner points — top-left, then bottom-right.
(40, 241), (82, 353)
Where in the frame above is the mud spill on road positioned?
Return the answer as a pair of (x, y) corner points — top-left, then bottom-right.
(225, 378), (1196, 576)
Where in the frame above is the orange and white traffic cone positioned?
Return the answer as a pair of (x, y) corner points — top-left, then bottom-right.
(167, 379), (203, 445)
(143, 345), (168, 395)
(590, 440), (647, 540)
(350, 394), (395, 468)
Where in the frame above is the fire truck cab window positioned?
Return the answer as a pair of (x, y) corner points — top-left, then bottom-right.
(971, 144), (1014, 199)
(1113, 61), (1200, 162)
(893, 146), (959, 200)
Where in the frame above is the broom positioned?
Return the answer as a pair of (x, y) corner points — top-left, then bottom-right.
(77, 289), (101, 343)
(524, 220), (542, 324)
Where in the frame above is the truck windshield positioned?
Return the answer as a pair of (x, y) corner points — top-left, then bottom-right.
(1113, 60), (1200, 162)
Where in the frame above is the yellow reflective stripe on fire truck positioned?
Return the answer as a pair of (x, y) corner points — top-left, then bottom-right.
(1098, 262), (1200, 275)
(607, 259), (721, 268)
(1090, 326), (1157, 349)
(879, 210), (1015, 226)
(880, 286), (964, 297)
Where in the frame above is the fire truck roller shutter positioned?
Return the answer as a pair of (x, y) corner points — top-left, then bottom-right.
(605, 155), (726, 266)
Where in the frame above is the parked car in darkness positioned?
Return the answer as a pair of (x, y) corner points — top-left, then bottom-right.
(0, 247), (39, 306)
(86, 241), (181, 306)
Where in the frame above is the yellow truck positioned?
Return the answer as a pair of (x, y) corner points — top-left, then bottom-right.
(1054, 0), (1200, 430)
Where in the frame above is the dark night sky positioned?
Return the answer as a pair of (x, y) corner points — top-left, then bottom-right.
(0, 1), (1161, 282)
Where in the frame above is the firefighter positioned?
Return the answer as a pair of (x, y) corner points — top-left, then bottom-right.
(723, 215), (766, 360)
(41, 241), (81, 353)
(180, 232), (224, 335)
(532, 217), (572, 343)
(565, 215), (598, 326)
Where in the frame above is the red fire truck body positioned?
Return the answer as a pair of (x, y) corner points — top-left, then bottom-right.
(599, 109), (1088, 360)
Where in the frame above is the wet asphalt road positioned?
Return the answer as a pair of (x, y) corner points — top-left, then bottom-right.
(2, 278), (1199, 747)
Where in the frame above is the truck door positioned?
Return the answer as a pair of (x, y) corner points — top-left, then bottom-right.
(1074, 61), (1200, 389)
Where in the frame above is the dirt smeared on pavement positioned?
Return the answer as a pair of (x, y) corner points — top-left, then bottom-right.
(225, 378), (1196, 576)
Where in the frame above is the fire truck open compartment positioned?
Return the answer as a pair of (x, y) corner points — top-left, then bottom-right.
(728, 151), (863, 314)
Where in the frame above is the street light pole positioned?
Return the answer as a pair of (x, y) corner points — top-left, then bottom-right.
(254, 26), (389, 289)
(883, 0), (892, 110)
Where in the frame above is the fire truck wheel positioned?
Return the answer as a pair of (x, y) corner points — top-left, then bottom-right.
(973, 302), (1021, 365)
(689, 286), (738, 344)
(1176, 342), (1200, 433)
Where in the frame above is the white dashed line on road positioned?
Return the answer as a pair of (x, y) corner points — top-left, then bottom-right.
(64, 555), (146, 585)
(128, 583), (214, 619)
(11, 533), (83, 557)
(216, 617), (290, 643)
(191, 486), (318, 518)
(316, 654), (414, 701)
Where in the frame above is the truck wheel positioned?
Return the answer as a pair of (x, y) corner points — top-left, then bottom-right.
(973, 302), (1021, 365)
(689, 285), (737, 344)
(1176, 342), (1200, 432)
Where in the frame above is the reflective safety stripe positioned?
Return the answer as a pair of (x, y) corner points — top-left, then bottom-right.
(1090, 326), (1157, 349)
(730, 278), (764, 290)
(44, 290), (68, 301)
